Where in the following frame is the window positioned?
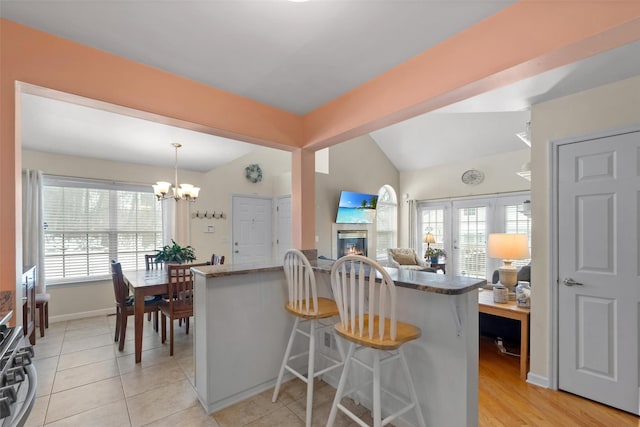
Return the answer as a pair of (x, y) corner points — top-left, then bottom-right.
(417, 193), (531, 279)
(376, 185), (397, 260)
(421, 206), (445, 258)
(43, 176), (163, 284)
(455, 205), (488, 278)
(501, 202), (532, 269)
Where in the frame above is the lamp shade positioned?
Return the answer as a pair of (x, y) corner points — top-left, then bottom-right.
(487, 233), (529, 260)
(423, 232), (436, 244)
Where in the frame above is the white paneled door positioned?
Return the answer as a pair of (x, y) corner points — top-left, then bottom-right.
(558, 130), (640, 414)
(232, 195), (273, 264)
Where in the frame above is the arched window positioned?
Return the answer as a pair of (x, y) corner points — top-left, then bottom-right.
(376, 185), (398, 261)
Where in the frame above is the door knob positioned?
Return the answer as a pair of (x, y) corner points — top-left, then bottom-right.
(563, 278), (584, 286)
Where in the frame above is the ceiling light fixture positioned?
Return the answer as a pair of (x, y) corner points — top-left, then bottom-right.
(516, 121), (531, 146)
(152, 143), (200, 202)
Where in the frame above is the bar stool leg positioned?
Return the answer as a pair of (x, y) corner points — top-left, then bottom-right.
(372, 351), (381, 427)
(272, 317), (299, 402)
(399, 347), (427, 427)
(305, 319), (316, 427)
(327, 342), (356, 427)
(44, 301), (49, 328)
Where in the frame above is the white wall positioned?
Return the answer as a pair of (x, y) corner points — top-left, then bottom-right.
(315, 134), (400, 258)
(529, 75), (640, 382)
(22, 147), (291, 319)
(398, 149), (531, 247)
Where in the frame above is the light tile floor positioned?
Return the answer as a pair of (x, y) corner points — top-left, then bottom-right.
(25, 316), (368, 427)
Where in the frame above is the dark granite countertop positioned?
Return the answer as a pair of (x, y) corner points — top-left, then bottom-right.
(192, 258), (484, 295)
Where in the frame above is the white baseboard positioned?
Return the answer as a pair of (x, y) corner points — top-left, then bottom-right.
(50, 308), (115, 323)
(526, 372), (549, 388)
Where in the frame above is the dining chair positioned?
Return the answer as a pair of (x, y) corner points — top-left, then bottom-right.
(210, 253), (225, 265)
(35, 293), (50, 337)
(327, 255), (426, 427)
(145, 254), (163, 329)
(159, 262), (208, 355)
(111, 260), (162, 351)
(272, 249), (346, 427)
(145, 254), (163, 270)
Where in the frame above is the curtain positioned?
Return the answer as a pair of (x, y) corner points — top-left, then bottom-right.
(22, 170), (46, 294)
(407, 199), (417, 250)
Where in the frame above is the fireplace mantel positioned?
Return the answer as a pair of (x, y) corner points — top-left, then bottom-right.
(331, 223), (376, 259)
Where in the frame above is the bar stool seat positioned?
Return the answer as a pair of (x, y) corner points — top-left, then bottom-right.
(327, 255), (426, 427)
(272, 249), (346, 427)
(35, 293), (50, 338)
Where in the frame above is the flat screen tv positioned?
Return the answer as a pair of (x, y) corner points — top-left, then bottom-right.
(336, 191), (378, 224)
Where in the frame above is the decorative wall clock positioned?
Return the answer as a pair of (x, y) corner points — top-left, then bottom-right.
(461, 169), (484, 185)
(245, 164), (263, 183)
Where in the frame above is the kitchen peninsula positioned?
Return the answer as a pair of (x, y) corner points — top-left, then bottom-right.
(191, 260), (484, 426)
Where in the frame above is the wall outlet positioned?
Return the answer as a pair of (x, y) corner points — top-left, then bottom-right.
(324, 332), (331, 347)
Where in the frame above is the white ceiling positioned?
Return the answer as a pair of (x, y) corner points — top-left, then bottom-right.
(4, 1), (640, 172)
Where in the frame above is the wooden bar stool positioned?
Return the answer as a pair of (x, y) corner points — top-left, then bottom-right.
(35, 293), (50, 338)
(272, 249), (346, 427)
(327, 255), (426, 427)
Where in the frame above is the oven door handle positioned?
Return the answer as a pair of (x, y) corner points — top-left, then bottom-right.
(10, 364), (36, 427)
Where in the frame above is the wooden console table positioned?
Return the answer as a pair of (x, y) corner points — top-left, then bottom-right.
(478, 289), (530, 380)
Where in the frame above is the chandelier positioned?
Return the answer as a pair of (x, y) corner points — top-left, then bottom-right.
(152, 143), (200, 202)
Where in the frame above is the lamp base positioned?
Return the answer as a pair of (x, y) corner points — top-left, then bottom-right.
(498, 262), (518, 296)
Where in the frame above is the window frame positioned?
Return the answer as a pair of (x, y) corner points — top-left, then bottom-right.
(42, 175), (163, 285)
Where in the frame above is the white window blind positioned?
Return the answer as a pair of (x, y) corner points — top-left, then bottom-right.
(43, 176), (162, 283)
(376, 186), (397, 260)
(503, 203), (532, 269)
(456, 206), (488, 278)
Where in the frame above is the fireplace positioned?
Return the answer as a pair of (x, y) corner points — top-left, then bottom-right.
(331, 223), (375, 259)
(337, 230), (368, 257)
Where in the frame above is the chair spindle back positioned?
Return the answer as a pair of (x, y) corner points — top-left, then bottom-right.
(210, 254), (225, 265)
(331, 255), (397, 341)
(283, 249), (318, 315)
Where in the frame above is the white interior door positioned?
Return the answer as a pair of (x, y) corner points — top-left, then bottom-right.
(232, 195), (273, 264)
(276, 196), (292, 261)
(558, 130), (640, 414)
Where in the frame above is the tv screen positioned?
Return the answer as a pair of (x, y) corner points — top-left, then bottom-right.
(336, 191), (378, 224)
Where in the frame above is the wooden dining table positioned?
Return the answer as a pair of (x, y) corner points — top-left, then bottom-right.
(123, 269), (169, 363)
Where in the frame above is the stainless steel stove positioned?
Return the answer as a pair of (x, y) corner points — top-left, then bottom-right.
(0, 312), (36, 427)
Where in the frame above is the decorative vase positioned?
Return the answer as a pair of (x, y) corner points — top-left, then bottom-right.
(430, 257), (438, 264)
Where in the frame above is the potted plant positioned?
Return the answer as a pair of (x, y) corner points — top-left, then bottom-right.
(425, 248), (446, 264)
(154, 239), (196, 264)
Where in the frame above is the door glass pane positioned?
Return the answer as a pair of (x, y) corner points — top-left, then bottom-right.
(421, 208), (445, 259)
(456, 206), (487, 278)
(504, 204), (532, 268)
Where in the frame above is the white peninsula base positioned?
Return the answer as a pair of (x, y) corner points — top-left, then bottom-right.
(192, 263), (480, 426)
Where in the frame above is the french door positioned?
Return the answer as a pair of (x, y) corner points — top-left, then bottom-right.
(418, 194), (530, 279)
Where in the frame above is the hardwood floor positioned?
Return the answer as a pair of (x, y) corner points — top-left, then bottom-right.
(479, 336), (638, 426)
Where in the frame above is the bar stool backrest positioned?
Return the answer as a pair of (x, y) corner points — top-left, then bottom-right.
(331, 255), (397, 341)
(283, 249), (318, 315)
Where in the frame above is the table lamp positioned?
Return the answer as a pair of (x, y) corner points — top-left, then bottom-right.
(424, 232), (435, 247)
(487, 233), (529, 294)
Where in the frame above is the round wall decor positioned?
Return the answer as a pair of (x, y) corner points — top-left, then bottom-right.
(461, 169), (484, 185)
(245, 164), (263, 183)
